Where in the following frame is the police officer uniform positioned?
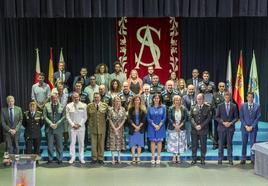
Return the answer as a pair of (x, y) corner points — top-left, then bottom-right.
(150, 83), (164, 95)
(101, 93), (112, 106)
(22, 110), (43, 155)
(117, 91), (134, 111)
(190, 103), (211, 164)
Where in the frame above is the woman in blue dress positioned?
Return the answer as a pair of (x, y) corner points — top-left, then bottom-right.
(147, 93), (166, 164)
(128, 96), (147, 163)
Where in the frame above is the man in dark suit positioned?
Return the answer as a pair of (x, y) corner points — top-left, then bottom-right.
(53, 61), (71, 90)
(143, 65), (154, 85)
(240, 92), (261, 164)
(43, 93), (66, 164)
(216, 92), (238, 165)
(186, 68), (202, 87)
(211, 82), (226, 149)
(72, 67), (90, 90)
(190, 93), (211, 165)
(1, 95), (23, 155)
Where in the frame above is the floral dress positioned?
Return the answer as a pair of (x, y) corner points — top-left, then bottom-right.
(107, 106), (126, 151)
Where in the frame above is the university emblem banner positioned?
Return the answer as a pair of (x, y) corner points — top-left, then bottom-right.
(116, 17), (181, 84)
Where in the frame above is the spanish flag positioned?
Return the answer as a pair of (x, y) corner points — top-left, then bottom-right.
(233, 51), (244, 110)
(48, 48), (54, 90)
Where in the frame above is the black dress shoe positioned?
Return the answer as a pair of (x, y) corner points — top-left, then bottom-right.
(251, 160), (255, 165)
(47, 160), (53, 164)
(218, 160), (222, 165)
(229, 160), (233, 165)
(240, 160), (246, 165)
(36, 160), (39, 165)
(98, 160), (104, 164)
(191, 160), (197, 165)
(200, 160), (205, 165)
(58, 160), (63, 165)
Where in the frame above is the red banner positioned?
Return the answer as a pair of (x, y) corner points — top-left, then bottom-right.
(116, 17), (181, 84)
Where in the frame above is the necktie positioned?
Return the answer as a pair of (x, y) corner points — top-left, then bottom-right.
(226, 104), (230, 115)
(145, 95), (149, 107)
(9, 108), (14, 128)
(31, 112), (35, 117)
(249, 105), (253, 112)
(96, 104), (99, 111)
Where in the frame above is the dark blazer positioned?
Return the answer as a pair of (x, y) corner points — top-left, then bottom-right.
(53, 71), (71, 88)
(140, 93), (153, 108)
(1, 106), (23, 133)
(215, 102), (238, 132)
(240, 103), (261, 132)
(143, 74), (152, 85)
(190, 104), (211, 135)
(22, 111), (44, 139)
(127, 108), (147, 135)
(168, 106), (188, 130)
(186, 78), (202, 86)
(72, 75), (90, 90)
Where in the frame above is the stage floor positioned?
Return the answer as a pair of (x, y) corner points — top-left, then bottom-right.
(0, 161), (267, 186)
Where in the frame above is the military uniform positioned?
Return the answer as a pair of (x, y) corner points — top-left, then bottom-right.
(22, 111), (43, 155)
(43, 102), (65, 162)
(190, 103), (211, 161)
(101, 93), (112, 106)
(87, 102), (108, 161)
(198, 81), (216, 104)
(117, 91), (134, 111)
(161, 89), (179, 109)
(150, 83), (164, 95)
(198, 81), (215, 139)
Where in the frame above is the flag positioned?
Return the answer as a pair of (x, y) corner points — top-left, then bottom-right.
(233, 51), (244, 110)
(248, 50), (260, 104)
(59, 48), (64, 63)
(34, 48), (41, 83)
(226, 50), (232, 93)
(48, 48), (54, 90)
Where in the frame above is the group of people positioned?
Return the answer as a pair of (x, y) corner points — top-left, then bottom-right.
(1, 61), (261, 166)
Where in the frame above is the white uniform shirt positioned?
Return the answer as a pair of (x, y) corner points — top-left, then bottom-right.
(66, 101), (88, 128)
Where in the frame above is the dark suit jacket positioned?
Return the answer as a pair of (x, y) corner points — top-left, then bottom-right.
(215, 102), (238, 132)
(190, 104), (211, 135)
(73, 76), (90, 90)
(182, 94), (196, 111)
(53, 71), (71, 88)
(1, 106), (23, 133)
(143, 74), (152, 85)
(127, 108), (147, 135)
(186, 78), (202, 86)
(240, 103), (261, 132)
(140, 93), (153, 108)
(168, 106), (188, 130)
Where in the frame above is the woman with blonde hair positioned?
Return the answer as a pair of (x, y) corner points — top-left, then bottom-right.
(127, 69), (143, 95)
(177, 78), (187, 96)
(127, 95), (147, 163)
(95, 63), (110, 90)
(167, 95), (188, 163)
(107, 96), (126, 164)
